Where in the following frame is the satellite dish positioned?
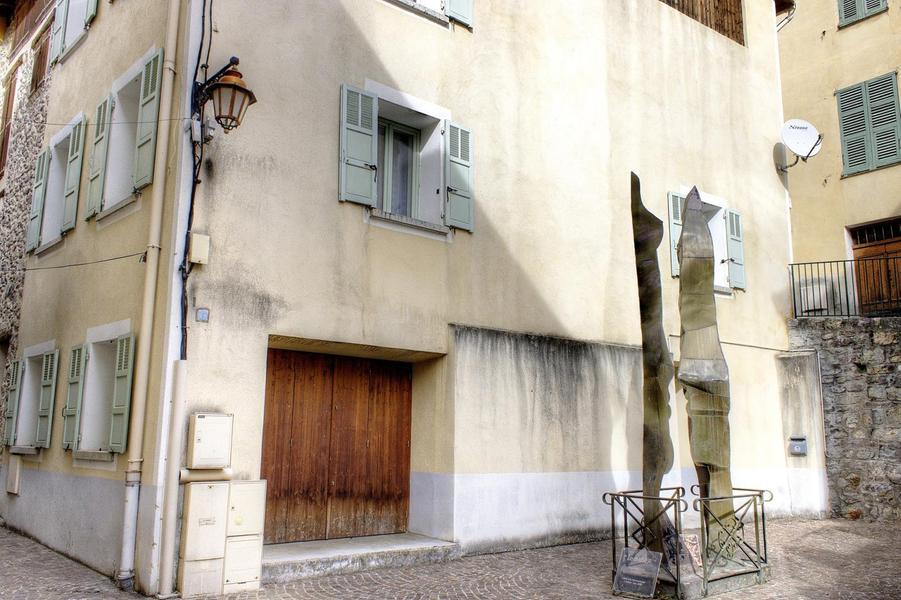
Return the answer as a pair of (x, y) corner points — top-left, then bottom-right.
(779, 119), (823, 171)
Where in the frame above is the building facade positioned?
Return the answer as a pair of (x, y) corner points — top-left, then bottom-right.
(1, 0), (827, 596)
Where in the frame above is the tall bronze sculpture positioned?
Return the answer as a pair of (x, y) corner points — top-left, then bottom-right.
(629, 173), (676, 554)
(677, 188), (737, 554)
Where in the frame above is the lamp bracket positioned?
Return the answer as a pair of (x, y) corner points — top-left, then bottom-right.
(192, 56), (240, 116)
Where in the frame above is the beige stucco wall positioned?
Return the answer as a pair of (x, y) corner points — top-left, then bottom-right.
(779, 0), (901, 262)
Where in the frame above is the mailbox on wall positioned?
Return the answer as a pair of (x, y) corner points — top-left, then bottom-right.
(187, 413), (234, 469)
(789, 435), (808, 456)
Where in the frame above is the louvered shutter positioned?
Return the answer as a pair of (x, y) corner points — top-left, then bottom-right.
(61, 345), (86, 450)
(339, 85), (379, 207)
(446, 0), (474, 26)
(35, 350), (59, 448)
(444, 122), (474, 231)
(5, 360), (22, 446)
(866, 73), (901, 168)
(85, 0), (98, 25)
(726, 209), (746, 290)
(26, 148), (51, 251)
(133, 50), (163, 190)
(86, 95), (112, 217)
(668, 192), (685, 277)
(108, 334), (135, 453)
(837, 83), (871, 175)
(49, 0), (68, 63)
(61, 116), (86, 232)
(864, 0), (888, 17)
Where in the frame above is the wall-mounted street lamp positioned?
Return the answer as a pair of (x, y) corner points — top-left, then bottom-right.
(192, 56), (257, 134)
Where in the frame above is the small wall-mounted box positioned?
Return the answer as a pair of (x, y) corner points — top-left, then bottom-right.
(188, 233), (211, 265)
(177, 557), (224, 597)
(228, 480), (267, 537)
(789, 436), (808, 456)
(180, 482), (229, 561)
(223, 534), (263, 593)
(187, 413), (234, 469)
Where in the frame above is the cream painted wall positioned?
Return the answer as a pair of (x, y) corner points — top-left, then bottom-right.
(779, 0), (901, 261)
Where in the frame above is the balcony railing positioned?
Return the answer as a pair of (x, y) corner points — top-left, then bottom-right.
(790, 257), (901, 318)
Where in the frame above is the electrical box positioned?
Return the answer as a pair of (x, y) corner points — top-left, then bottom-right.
(789, 436), (808, 456)
(228, 480), (267, 537)
(188, 233), (211, 265)
(177, 558), (224, 598)
(187, 413), (233, 469)
(180, 482), (229, 561)
(223, 534), (263, 592)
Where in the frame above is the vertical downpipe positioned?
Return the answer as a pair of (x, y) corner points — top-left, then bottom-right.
(158, 360), (188, 597)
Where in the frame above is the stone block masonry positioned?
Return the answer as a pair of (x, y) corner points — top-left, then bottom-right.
(789, 317), (901, 521)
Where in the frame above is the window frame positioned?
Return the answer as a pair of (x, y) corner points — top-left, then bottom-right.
(838, 0), (889, 28)
(837, 73), (901, 176)
(0, 64), (20, 178)
(34, 112), (84, 250)
(378, 118), (421, 219)
(30, 24), (52, 95)
(7, 341), (58, 452)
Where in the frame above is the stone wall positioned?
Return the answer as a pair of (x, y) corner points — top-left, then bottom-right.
(789, 317), (901, 520)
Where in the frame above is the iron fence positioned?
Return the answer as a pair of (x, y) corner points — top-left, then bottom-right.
(790, 256), (901, 318)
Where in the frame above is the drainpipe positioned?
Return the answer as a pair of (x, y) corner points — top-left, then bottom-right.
(116, 0), (183, 589)
(157, 360), (187, 598)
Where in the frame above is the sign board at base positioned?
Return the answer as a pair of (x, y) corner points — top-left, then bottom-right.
(613, 547), (662, 598)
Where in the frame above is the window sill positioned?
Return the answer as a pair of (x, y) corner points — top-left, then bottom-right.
(57, 29), (88, 64)
(73, 450), (114, 462)
(383, 0), (450, 26)
(97, 193), (138, 221)
(841, 159), (901, 180)
(9, 446), (39, 455)
(370, 208), (450, 235)
(838, 6), (889, 29)
(35, 236), (63, 256)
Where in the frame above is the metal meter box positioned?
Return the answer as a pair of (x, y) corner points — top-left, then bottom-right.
(223, 534), (263, 593)
(187, 413), (233, 469)
(180, 482), (229, 561)
(789, 436), (808, 456)
(228, 480), (267, 537)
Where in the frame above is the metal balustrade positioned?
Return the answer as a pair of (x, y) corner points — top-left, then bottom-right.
(790, 257), (901, 318)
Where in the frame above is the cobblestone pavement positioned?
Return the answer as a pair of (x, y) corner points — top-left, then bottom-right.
(2, 519), (899, 599)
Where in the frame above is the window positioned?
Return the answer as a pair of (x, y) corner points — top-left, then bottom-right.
(30, 26), (51, 94)
(4, 349), (59, 450)
(838, 73), (901, 176)
(61, 333), (134, 454)
(25, 114), (86, 251)
(339, 84), (474, 232)
(838, 0), (888, 27)
(668, 191), (746, 290)
(0, 65), (19, 177)
(49, 0), (97, 62)
(658, 0), (744, 45)
(85, 49), (163, 217)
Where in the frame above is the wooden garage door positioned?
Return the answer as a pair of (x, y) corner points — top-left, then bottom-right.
(261, 350), (412, 544)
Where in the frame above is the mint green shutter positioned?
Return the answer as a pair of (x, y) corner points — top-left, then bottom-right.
(49, 0), (68, 62)
(35, 350), (59, 448)
(85, 0), (98, 25)
(61, 345), (86, 450)
(109, 334), (135, 453)
(26, 148), (51, 251)
(726, 209), (746, 290)
(446, 0), (474, 26)
(837, 83), (871, 175)
(5, 360), (22, 446)
(838, 0), (861, 25)
(866, 73), (901, 168)
(444, 122), (474, 231)
(86, 95), (112, 217)
(339, 85), (378, 207)
(133, 50), (163, 190)
(668, 192), (685, 277)
(61, 116), (86, 232)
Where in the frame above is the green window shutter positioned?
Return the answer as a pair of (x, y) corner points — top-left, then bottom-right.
(339, 84), (379, 207)
(726, 209), (746, 290)
(49, 0), (68, 63)
(446, 0), (474, 26)
(5, 360), (22, 446)
(108, 333), (135, 453)
(85, 0), (98, 25)
(61, 345), (86, 450)
(837, 83), (871, 175)
(133, 49), (163, 190)
(35, 350), (59, 448)
(61, 115), (86, 232)
(668, 192), (685, 277)
(26, 148), (51, 251)
(86, 95), (113, 217)
(864, 0), (888, 17)
(865, 73), (901, 168)
(444, 122), (474, 231)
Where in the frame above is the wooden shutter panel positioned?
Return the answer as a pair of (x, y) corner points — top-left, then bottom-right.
(108, 333), (135, 453)
(26, 148), (51, 251)
(86, 95), (113, 217)
(864, 0), (888, 17)
(668, 192), (685, 277)
(133, 50), (163, 190)
(726, 209), (746, 290)
(446, 0), (474, 26)
(85, 0), (98, 25)
(35, 350), (59, 448)
(61, 345), (86, 450)
(866, 73), (901, 168)
(444, 122), (474, 231)
(61, 116), (86, 232)
(339, 85), (379, 207)
(837, 83), (871, 175)
(5, 360), (22, 446)
(49, 0), (68, 63)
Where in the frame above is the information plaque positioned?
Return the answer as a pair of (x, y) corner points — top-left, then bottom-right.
(613, 547), (662, 598)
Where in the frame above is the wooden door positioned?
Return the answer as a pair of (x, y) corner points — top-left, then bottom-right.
(854, 239), (901, 315)
(261, 350), (412, 544)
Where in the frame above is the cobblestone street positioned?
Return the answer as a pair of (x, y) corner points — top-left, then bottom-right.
(1, 518), (900, 599)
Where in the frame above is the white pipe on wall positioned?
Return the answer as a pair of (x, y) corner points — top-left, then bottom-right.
(157, 360), (188, 598)
(179, 468), (235, 483)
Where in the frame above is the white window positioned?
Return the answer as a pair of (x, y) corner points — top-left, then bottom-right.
(104, 76), (142, 207)
(3, 345), (59, 450)
(50, 0), (97, 62)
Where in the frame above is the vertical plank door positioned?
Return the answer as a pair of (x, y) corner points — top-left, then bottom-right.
(261, 349), (295, 544)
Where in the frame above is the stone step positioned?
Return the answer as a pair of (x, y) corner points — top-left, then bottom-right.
(261, 533), (462, 583)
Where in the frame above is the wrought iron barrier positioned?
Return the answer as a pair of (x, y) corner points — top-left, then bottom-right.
(790, 256), (901, 317)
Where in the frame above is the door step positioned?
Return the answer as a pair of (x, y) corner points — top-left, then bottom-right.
(261, 533), (462, 583)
